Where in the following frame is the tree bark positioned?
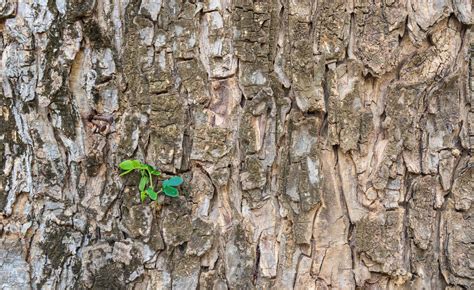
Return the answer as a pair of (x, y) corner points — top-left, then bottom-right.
(0, 0), (472, 289)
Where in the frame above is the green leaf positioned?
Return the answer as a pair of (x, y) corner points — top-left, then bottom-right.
(119, 169), (133, 176)
(119, 160), (142, 170)
(150, 170), (161, 176)
(140, 191), (146, 202)
(139, 175), (149, 192)
(145, 164), (155, 171)
(162, 186), (179, 197)
(146, 188), (158, 200)
(162, 176), (183, 187)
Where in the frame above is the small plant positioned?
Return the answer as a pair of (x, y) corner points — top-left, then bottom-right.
(118, 160), (183, 202)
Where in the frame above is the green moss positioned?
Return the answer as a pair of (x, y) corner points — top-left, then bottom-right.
(53, 101), (78, 139)
(67, 0), (96, 20)
(72, 258), (82, 274)
(47, 0), (58, 15)
(150, 94), (184, 126)
(83, 20), (111, 49)
(0, 182), (7, 211)
(354, 210), (404, 268)
(39, 226), (70, 269)
(0, 95), (26, 211)
(92, 264), (126, 290)
(85, 156), (102, 176)
(239, 112), (257, 154)
(244, 157), (264, 184)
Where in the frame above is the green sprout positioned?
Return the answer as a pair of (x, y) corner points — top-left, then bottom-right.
(118, 160), (183, 202)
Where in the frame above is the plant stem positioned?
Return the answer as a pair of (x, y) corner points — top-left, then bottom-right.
(147, 170), (153, 189)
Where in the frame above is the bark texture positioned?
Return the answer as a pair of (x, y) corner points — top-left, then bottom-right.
(0, 0), (472, 289)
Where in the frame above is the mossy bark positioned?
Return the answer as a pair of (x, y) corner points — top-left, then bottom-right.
(0, 1), (472, 289)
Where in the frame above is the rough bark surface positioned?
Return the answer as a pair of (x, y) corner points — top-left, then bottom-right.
(0, 0), (472, 289)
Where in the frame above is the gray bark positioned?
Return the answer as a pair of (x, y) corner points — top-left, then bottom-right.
(0, 0), (472, 289)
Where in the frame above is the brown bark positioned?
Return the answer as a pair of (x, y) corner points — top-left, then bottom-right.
(0, 0), (472, 289)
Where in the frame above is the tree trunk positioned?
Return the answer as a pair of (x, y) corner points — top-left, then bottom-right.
(0, 0), (472, 289)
